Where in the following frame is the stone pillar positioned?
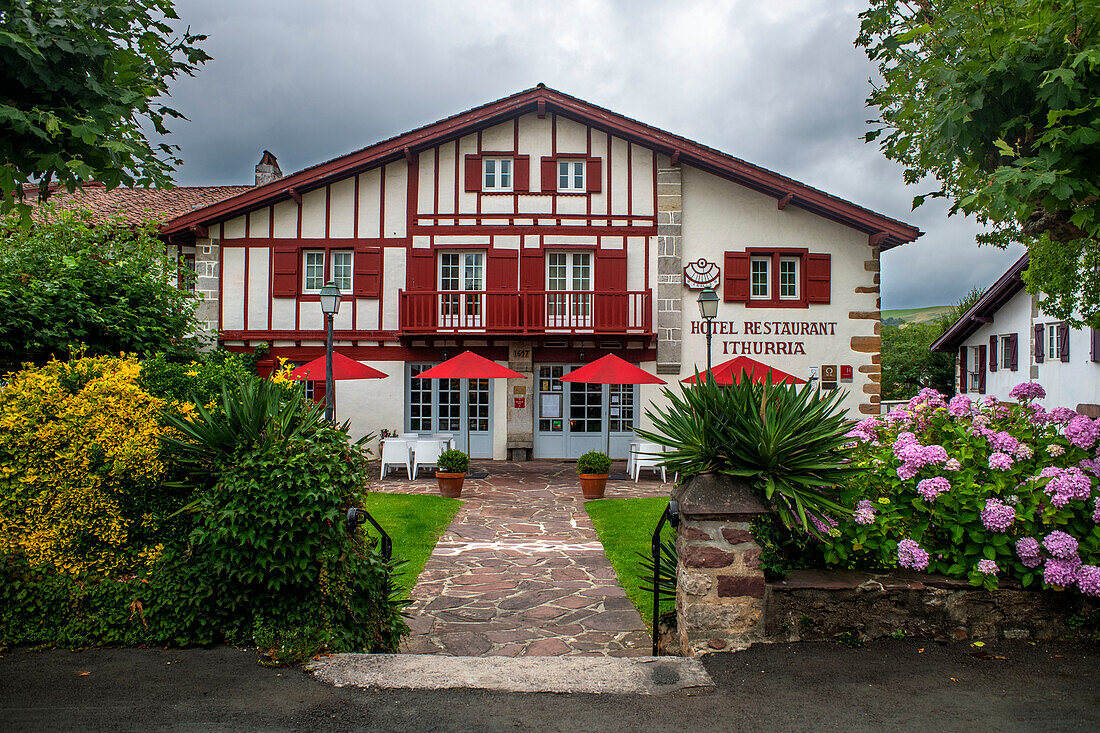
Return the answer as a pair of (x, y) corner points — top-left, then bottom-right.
(656, 160), (683, 375)
(852, 245), (881, 415)
(672, 474), (770, 655)
(506, 341), (534, 461)
(193, 236), (220, 350)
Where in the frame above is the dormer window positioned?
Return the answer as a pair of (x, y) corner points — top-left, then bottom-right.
(483, 157), (512, 192)
(557, 160), (585, 192)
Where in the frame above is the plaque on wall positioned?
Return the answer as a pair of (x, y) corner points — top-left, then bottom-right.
(821, 364), (838, 382)
(683, 258), (721, 289)
(540, 393), (563, 418)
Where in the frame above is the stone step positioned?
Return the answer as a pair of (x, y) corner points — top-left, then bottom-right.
(307, 654), (714, 695)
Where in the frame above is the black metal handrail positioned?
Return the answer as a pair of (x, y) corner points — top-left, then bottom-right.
(651, 500), (679, 656)
(347, 507), (392, 561)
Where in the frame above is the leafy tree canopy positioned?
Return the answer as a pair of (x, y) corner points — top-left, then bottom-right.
(0, 0), (209, 217)
(858, 0), (1100, 327)
(0, 208), (200, 369)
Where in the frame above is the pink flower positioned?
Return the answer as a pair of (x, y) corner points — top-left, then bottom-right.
(1041, 467), (1092, 508)
(1043, 530), (1079, 560)
(989, 452), (1014, 471)
(1016, 537), (1043, 568)
(1015, 444), (1034, 459)
(947, 394), (973, 417)
(1049, 407), (1077, 424)
(1009, 382), (1046, 401)
(976, 559), (999, 575)
(1047, 443), (1065, 457)
(1065, 415), (1100, 450)
(853, 500), (876, 525)
(1094, 497), (1100, 525)
(1044, 557), (1081, 588)
(981, 498), (1016, 532)
(944, 458), (961, 471)
(1078, 566), (1100, 597)
(989, 431), (1020, 454)
(1081, 458), (1100, 479)
(897, 539), (930, 571)
(917, 476), (950, 501)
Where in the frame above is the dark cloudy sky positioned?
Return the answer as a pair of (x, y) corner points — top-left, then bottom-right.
(161, 0), (1025, 310)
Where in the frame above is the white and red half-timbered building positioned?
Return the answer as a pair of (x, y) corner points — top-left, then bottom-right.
(159, 85), (921, 460)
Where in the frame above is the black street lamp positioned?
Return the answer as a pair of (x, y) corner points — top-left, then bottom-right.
(318, 281), (342, 423)
(697, 287), (719, 375)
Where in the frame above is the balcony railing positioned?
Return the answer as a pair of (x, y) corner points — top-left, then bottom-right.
(399, 290), (652, 334)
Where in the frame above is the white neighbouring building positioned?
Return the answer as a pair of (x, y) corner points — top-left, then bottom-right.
(931, 253), (1100, 415)
(157, 85), (922, 459)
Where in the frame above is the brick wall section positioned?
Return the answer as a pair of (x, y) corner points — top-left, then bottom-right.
(656, 162), (683, 374)
(672, 474), (769, 655)
(854, 245), (881, 415)
(193, 235), (219, 350)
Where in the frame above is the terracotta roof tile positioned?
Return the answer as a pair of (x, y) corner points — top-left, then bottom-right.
(32, 183), (253, 226)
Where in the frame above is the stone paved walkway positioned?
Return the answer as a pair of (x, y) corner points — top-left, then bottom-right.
(380, 461), (671, 657)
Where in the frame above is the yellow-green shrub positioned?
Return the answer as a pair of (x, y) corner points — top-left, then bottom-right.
(0, 355), (178, 575)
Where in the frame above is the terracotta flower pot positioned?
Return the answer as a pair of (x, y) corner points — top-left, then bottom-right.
(436, 471), (466, 498)
(578, 473), (609, 499)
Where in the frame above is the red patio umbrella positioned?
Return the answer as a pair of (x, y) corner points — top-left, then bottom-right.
(681, 356), (806, 386)
(289, 352), (389, 381)
(289, 352), (387, 422)
(561, 354), (666, 458)
(414, 351), (523, 463)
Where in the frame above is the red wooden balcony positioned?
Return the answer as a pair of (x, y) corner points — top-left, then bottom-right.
(399, 290), (652, 335)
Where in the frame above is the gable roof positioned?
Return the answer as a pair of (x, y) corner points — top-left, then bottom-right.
(930, 253), (1030, 352)
(33, 182), (253, 226)
(161, 84), (922, 248)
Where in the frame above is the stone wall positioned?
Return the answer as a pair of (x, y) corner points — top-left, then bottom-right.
(655, 162), (683, 375)
(193, 235), (219, 350)
(767, 569), (1098, 644)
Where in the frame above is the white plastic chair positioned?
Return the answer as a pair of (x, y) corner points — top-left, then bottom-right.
(412, 439), (445, 478)
(433, 433), (456, 450)
(632, 442), (667, 483)
(400, 432), (419, 440)
(626, 441), (641, 478)
(379, 439), (412, 479)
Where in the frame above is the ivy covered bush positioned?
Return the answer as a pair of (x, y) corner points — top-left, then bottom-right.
(826, 385), (1100, 596)
(0, 354), (406, 654)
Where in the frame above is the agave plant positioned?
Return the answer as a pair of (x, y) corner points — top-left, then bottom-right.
(160, 375), (325, 480)
(637, 536), (678, 602)
(635, 372), (858, 530)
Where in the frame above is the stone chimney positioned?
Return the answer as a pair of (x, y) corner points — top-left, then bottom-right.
(255, 150), (283, 186)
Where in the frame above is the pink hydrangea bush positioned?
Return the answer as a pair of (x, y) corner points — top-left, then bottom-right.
(828, 383), (1100, 594)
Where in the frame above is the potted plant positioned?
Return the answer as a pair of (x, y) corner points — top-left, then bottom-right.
(576, 450), (612, 499)
(436, 449), (469, 498)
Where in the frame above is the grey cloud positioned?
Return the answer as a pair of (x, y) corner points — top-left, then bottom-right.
(159, 0), (1018, 308)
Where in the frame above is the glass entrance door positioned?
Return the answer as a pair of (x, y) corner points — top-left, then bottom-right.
(407, 364), (492, 458)
(533, 364), (636, 459)
(546, 252), (592, 329)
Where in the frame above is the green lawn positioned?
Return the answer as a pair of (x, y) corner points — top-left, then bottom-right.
(585, 496), (675, 629)
(362, 492), (462, 594)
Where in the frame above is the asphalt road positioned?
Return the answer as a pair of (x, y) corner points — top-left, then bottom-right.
(2, 639), (1097, 732)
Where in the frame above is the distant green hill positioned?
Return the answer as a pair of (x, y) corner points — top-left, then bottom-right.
(881, 305), (954, 327)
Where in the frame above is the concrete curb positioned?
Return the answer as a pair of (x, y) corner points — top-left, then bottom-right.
(307, 654), (715, 695)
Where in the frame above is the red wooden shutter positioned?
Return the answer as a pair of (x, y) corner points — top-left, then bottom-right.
(513, 156), (530, 193)
(1034, 323), (1045, 363)
(988, 334), (998, 372)
(805, 253), (831, 304)
(723, 252), (750, 302)
(521, 249), (545, 329)
(977, 344), (987, 394)
(1091, 328), (1100, 362)
(407, 248), (435, 290)
(594, 249), (628, 330)
(486, 249), (519, 290)
(541, 157), (556, 192)
(272, 243), (299, 297)
(353, 245), (382, 298)
(1008, 333), (1019, 371)
(1058, 322), (1070, 362)
(959, 346), (968, 393)
(586, 158), (602, 193)
(464, 155), (482, 192)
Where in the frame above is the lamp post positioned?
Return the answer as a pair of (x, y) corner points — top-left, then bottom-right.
(697, 287), (719, 375)
(318, 281), (342, 424)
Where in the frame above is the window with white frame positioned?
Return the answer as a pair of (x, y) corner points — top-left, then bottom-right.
(303, 250), (325, 292)
(331, 250), (353, 291)
(778, 257), (799, 299)
(557, 160), (585, 192)
(750, 257), (770, 299)
(1001, 335), (1013, 369)
(482, 157), (512, 191)
(970, 348), (982, 392)
(1047, 323), (1058, 360)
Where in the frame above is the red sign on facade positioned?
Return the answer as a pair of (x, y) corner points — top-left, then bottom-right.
(514, 397), (525, 409)
(840, 365), (853, 382)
